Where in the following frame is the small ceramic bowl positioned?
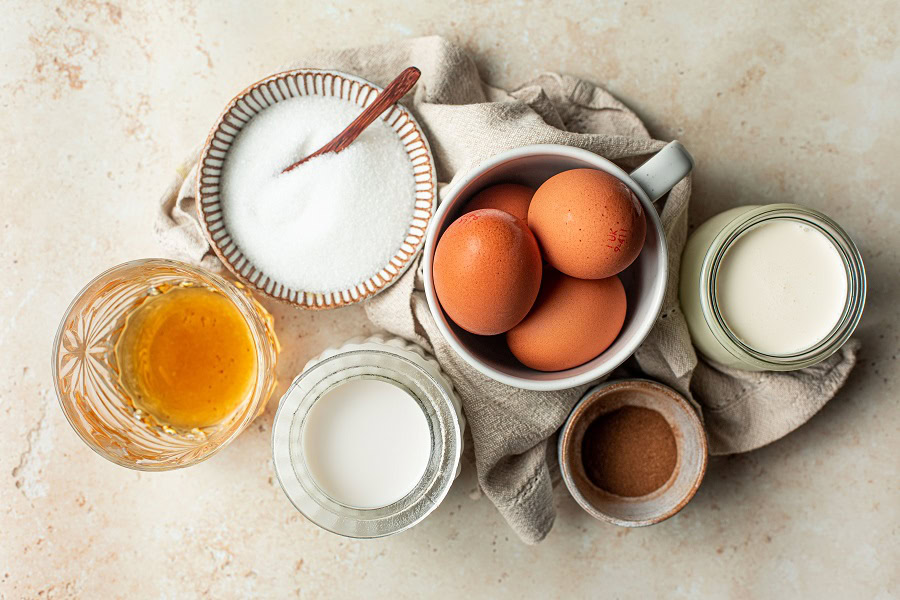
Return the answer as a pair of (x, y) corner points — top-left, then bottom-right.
(423, 143), (693, 391)
(196, 68), (437, 309)
(558, 379), (707, 527)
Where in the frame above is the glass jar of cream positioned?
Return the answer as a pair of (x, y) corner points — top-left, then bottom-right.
(272, 335), (464, 538)
(680, 204), (865, 371)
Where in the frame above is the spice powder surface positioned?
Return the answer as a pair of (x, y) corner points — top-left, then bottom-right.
(581, 406), (677, 497)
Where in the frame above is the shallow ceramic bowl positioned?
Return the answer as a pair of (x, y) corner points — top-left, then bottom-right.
(558, 379), (708, 527)
(422, 145), (668, 391)
(196, 68), (437, 309)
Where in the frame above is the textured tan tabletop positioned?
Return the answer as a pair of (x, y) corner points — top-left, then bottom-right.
(2, 1), (898, 598)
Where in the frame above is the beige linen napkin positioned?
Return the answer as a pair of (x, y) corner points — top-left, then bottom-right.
(156, 36), (858, 544)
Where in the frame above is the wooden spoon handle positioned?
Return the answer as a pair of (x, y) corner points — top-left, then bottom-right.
(282, 66), (421, 173)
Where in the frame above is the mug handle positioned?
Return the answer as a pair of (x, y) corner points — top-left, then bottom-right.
(629, 140), (694, 202)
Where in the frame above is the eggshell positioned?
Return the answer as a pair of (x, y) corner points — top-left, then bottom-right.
(506, 269), (626, 371)
(528, 169), (646, 279)
(433, 209), (542, 335)
(462, 183), (534, 222)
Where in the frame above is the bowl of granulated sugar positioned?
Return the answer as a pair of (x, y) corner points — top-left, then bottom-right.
(196, 69), (436, 309)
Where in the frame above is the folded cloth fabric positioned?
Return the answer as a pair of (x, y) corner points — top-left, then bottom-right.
(156, 36), (858, 544)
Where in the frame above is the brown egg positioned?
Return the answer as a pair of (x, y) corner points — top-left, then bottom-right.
(506, 269), (626, 371)
(433, 209), (542, 335)
(528, 169), (646, 279)
(462, 183), (534, 222)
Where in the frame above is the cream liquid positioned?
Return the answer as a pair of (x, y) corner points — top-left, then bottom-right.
(716, 220), (848, 355)
(302, 378), (432, 509)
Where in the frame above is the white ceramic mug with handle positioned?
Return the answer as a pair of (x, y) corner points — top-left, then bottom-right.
(423, 141), (694, 391)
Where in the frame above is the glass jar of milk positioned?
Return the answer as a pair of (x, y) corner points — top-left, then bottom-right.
(680, 204), (865, 371)
(272, 335), (464, 537)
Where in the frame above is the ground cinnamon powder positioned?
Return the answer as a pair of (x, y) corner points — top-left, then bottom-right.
(581, 406), (678, 497)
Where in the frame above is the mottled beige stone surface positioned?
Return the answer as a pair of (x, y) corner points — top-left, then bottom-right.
(1, 1), (898, 598)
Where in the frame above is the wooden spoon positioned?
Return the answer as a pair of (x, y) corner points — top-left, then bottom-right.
(282, 66), (421, 173)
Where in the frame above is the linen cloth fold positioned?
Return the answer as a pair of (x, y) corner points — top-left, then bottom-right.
(155, 36), (858, 544)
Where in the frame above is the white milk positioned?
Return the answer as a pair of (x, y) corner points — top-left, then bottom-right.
(302, 377), (432, 509)
(716, 220), (848, 355)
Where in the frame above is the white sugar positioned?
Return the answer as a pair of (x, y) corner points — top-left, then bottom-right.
(220, 95), (416, 293)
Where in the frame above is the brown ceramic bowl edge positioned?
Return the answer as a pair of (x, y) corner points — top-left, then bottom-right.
(558, 378), (708, 527)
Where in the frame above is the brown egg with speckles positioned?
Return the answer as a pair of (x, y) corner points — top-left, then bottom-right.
(528, 169), (646, 279)
(433, 209), (542, 335)
(506, 269), (626, 371)
(462, 183), (534, 222)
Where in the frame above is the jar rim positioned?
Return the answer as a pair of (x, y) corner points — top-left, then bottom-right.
(698, 204), (866, 370)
